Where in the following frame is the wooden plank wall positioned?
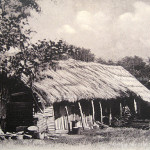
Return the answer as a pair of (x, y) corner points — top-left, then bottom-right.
(55, 114), (94, 131)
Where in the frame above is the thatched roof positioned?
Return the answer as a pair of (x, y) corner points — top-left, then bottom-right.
(30, 59), (150, 104)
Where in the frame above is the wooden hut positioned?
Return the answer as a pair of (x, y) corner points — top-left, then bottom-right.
(1, 59), (150, 133)
(28, 59), (150, 133)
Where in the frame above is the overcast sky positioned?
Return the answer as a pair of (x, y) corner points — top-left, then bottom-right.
(28, 0), (150, 60)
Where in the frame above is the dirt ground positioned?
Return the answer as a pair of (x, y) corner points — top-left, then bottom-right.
(1, 127), (150, 150)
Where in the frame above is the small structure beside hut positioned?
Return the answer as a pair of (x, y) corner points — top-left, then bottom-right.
(1, 59), (150, 134)
(0, 74), (34, 133)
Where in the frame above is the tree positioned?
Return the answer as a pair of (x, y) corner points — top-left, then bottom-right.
(96, 55), (150, 86)
(96, 58), (107, 64)
(0, 0), (40, 52)
(96, 58), (116, 65)
(66, 44), (95, 62)
(0, 0), (41, 96)
(117, 56), (146, 76)
(117, 56), (150, 85)
(0, 0), (95, 87)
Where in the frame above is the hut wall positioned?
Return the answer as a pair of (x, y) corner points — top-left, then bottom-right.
(51, 95), (150, 132)
(53, 101), (80, 131)
(53, 99), (122, 130)
(53, 100), (97, 131)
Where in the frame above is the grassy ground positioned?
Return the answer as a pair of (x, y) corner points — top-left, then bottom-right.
(1, 127), (150, 150)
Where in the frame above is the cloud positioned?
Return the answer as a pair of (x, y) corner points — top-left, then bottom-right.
(59, 25), (76, 34)
(76, 11), (92, 25)
(114, 1), (150, 58)
(28, 0), (150, 60)
(75, 10), (110, 32)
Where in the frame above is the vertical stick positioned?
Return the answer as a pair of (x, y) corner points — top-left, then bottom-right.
(109, 107), (112, 126)
(61, 116), (65, 130)
(134, 99), (137, 114)
(64, 117), (67, 130)
(65, 106), (70, 132)
(120, 102), (122, 117)
(91, 100), (95, 124)
(99, 101), (103, 123)
(58, 118), (61, 130)
(55, 119), (58, 130)
(78, 102), (84, 129)
(73, 113), (75, 121)
(63, 116), (66, 130)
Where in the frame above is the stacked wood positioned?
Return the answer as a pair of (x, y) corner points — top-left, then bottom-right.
(44, 107), (55, 133)
(34, 106), (56, 135)
(35, 113), (47, 133)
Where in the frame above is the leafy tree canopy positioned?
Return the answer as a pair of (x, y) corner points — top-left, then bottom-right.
(97, 56), (150, 87)
(0, 0), (40, 52)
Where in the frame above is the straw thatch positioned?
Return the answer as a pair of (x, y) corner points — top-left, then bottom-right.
(29, 59), (150, 104)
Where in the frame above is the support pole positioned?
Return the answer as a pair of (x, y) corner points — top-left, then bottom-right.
(65, 106), (70, 132)
(61, 116), (65, 130)
(99, 102), (103, 123)
(120, 102), (123, 117)
(134, 99), (138, 114)
(109, 107), (112, 126)
(91, 100), (95, 124)
(78, 102), (84, 129)
(73, 113), (75, 121)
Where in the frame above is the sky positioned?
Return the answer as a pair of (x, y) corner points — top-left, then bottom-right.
(28, 0), (150, 60)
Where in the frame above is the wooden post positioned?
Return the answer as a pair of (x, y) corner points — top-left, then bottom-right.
(91, 100), (95, 124)
(109, 107), (112, 126)
(120, 102), (122, 117)
(99, 102), (103, 123)
(61, 116), (65, 130)
(65, 106), (70, 132)
(73, 113), (75, 121)
(134, 99), (137, 114)
(78, 102), (84, 129)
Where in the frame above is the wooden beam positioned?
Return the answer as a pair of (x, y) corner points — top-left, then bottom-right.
(73, 113), (75, 121)
(99, 101), (103, 123)
(61, 116), (65, 130)
(91, 100), (95, 123)
(78, 102), (84, 129)
(134, 99), (138, 114)
(120, 102), (123, 117)
(65, 106), (70, 132)
(109, 107), (112, 126)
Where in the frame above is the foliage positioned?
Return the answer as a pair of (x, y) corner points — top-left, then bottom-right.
(117, 56), (150, 84)
(96, 58), (116, 65)
(0, 0), (95, 85)
(66, 44), (95, 62)
(1, 39), (95, 86)
(0, 0), (40, 88)
(97, 56), (150, 87)
(0, 0), (40, 52)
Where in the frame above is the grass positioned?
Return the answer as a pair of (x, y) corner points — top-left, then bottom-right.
(1, 127), (150, 150)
